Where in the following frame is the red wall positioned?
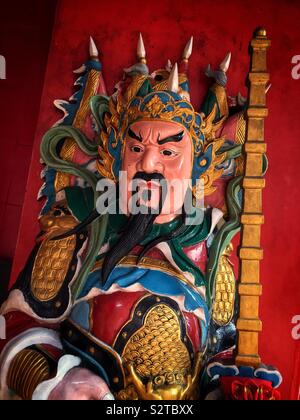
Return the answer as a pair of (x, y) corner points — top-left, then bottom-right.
(0, 1), (57, 260)
(6, 0), (300, 399)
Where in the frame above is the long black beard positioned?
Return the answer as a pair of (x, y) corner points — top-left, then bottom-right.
(101, 172), (166, 286)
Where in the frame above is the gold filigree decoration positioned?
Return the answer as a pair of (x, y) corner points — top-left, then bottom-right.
(201, 104), (226, 144)
(31, 205), (79, 302)
(122, 304), (191, 381)
(193, 136), (226, 198)
(55, 69), (100, 192)
(152, 73), (187, 92)
(235, 112), (246, 176)
(212, 243), (236, 326)
(118, 352), (203, 400)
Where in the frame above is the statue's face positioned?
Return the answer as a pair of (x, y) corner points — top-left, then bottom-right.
(122, 120), (193, 223)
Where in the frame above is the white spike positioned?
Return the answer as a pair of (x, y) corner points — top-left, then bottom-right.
(219, 52), (231, 73)
(137, 33), (146, 60)
(265, 83), (272, 94)
(89, 36), (99, 58)
(166, 59), (172, 72)
(73, 64), (87, 74)
(183, 36), (193, 60)
(168, 63), (179, 93)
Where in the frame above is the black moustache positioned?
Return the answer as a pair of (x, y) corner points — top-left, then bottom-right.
(133, 172), (165, 182)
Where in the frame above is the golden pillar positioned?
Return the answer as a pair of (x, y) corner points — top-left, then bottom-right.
(235, 28), (271, 367)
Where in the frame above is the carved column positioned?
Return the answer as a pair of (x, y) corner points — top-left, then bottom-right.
(235, 28), (271, 367)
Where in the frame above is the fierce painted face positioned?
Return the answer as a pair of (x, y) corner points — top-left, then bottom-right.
(121, 120), (193, 223)
(101, 119), (193, 284)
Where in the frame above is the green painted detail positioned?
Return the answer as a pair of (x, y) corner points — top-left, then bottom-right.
(206, 176), (242, 305)
(65, 187), (94, 222)
(40, 125), (109, 301)
(200, 89), (221, 122)
(90, 95), (110, 135)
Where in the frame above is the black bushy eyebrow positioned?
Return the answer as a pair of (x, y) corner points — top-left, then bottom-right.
(157, 131), (184, 145)
(128, 127), (143, 142)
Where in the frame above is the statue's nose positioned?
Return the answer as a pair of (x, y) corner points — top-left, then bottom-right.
(139, 148), (164, 173)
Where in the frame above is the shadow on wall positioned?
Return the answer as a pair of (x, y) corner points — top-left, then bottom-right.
(0, 260), (11, 304)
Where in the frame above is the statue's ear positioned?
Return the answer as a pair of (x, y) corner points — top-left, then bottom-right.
(90, 95), (111, 133)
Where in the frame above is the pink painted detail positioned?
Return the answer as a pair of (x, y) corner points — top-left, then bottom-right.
(183, 241), (208, 273)
(204, 177), (228, 210)
(130, 245), (166, 260)
(183, 311), (201, 353)
(121, 120), (193, 224)
(48, 367), (112, 400)
(215, 112), (242, 141)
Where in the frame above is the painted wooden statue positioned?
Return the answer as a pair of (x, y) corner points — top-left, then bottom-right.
(0, 30), (281, 400)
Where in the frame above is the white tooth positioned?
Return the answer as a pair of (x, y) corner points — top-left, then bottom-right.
(183, 36), (193, 60)
(168, 62), (179, 93)
(137, 33), (146, 59)
(89, 36), (99, 58)
(219, 52), (231, 73)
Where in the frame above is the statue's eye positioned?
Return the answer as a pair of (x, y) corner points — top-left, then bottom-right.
(161, 149), (177, 157)
(130, 145), (143, 153)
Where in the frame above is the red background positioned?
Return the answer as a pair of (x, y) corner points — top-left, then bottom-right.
(1, 0), (300, 399)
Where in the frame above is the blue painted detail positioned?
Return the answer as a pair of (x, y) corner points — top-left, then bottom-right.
(207, 363), (282, 388)
(80, 265), (210, 344)
(207, 364), (239, 379)
(192, 144), (214, 186)
(254, 366), (282, 388)
(40, 168), (57, 214)
(70, 301), (90, 330)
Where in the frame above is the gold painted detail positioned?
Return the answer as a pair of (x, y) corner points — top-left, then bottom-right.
(118, 352), (202, 400)
(210, 83), (229, 120)
(235, 113), (246, 176)
(31, 206), (79, 302)
(55, 69), (100, 192)
(118, 303), (194, 400)
(235, 28), (271, 368)
(212, 243), (236, 326)
(7, 349), (50, 400)
(31, 235), (76, 301)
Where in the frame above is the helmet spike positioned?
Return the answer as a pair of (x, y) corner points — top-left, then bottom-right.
(219, 52), (231, 73)
(168, 62), (179, 93)
(166, 59), (173, 72)
(182, 36), (193, 61)
(89, 36), (99, 59)
(137, 33), (146, 64)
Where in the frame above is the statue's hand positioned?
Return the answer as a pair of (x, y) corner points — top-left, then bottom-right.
(48, 367), (114, 400)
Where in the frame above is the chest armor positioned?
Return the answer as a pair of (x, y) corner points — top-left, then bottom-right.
(62, 291), (203, 400)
